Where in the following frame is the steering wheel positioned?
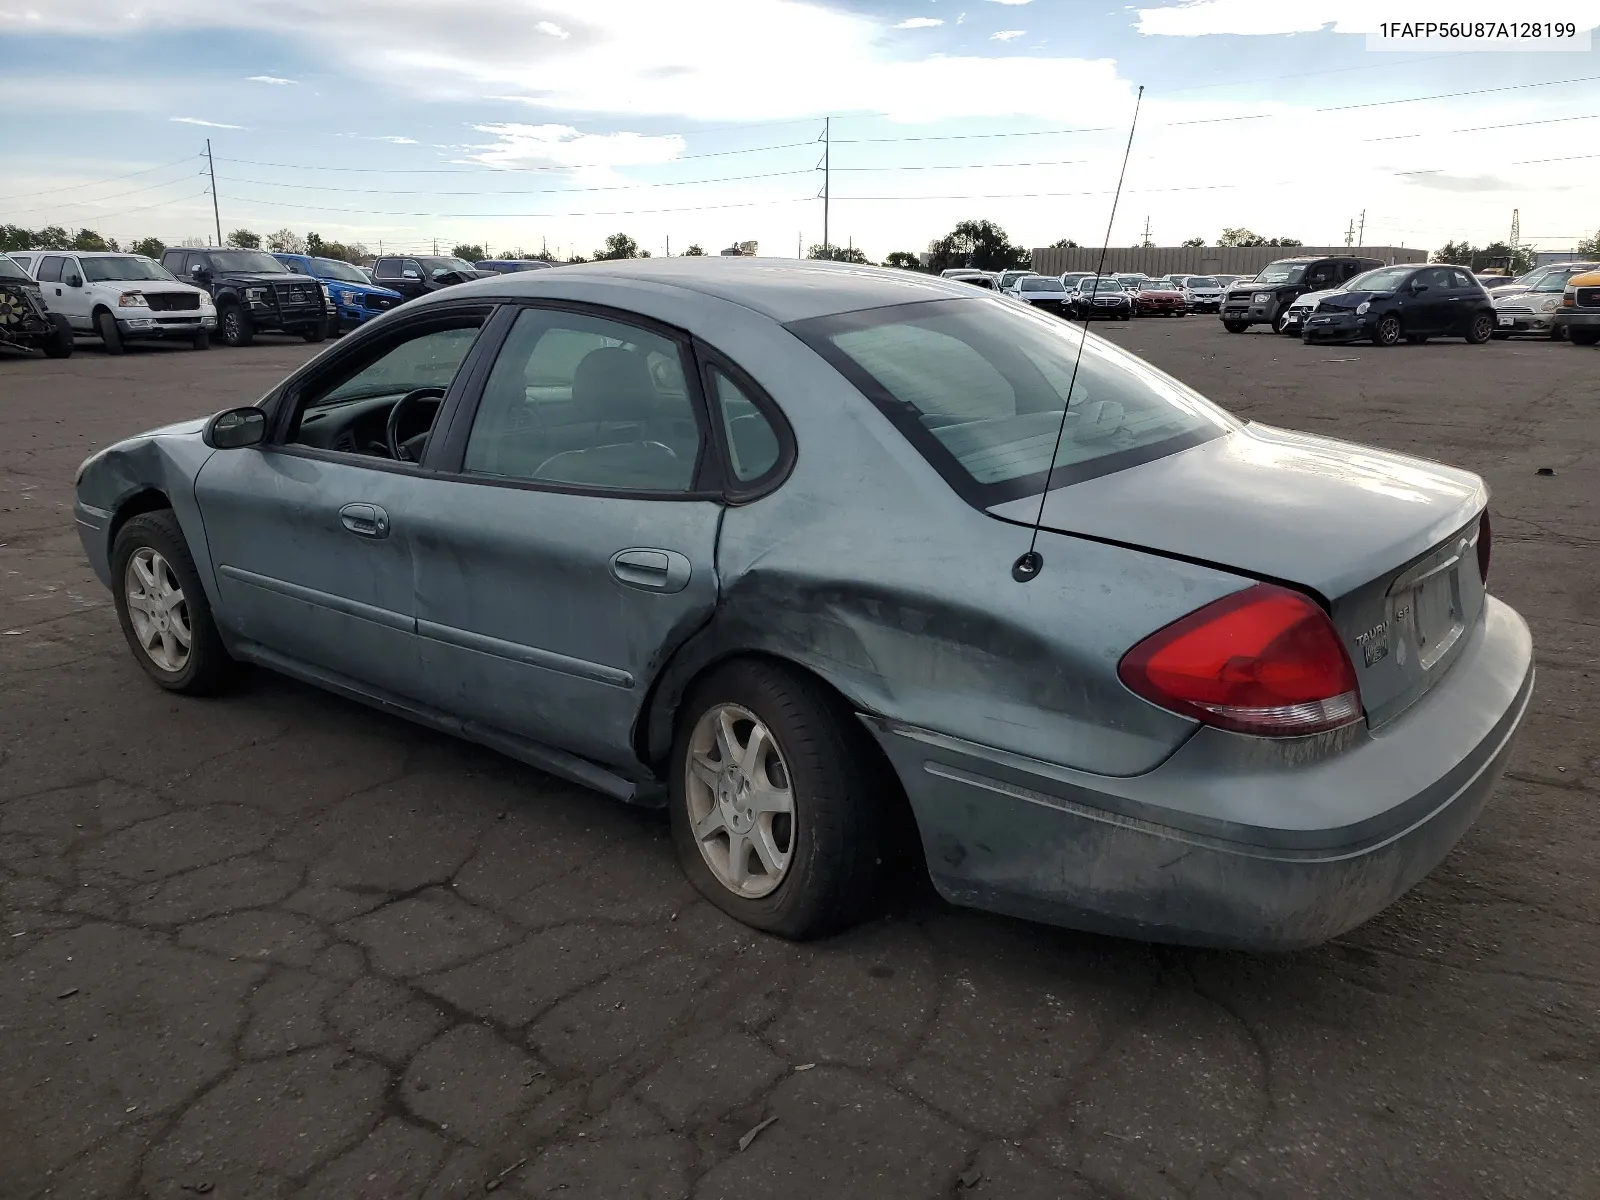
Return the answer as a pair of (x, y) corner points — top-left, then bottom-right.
(386, 386), (447, 462)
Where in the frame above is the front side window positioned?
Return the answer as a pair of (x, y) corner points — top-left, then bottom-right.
(312, 258), (368, 284)
(462, 308), (701, 492)
(36, 256), (65, 283)
(792, 297), (1235, 503)
(419, 256), (476, 278)
(82, 256), (177, 283)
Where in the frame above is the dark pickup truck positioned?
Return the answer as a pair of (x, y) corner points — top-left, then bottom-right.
(160, 248), (331, 347)
(371, 255), (492, 302)
(1220, 255), (1383, 334)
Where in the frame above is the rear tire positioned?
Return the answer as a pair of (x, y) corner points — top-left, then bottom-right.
(1465, 313), (1494, 344)
(111, 510), (236, 695)
(1569, 327), (1599, 346)
(302, 322), (326, 344)
(1372, 313), (1402, 346)
(669, 659), (883, 939)
(43, 315), (74, 358)
(191, 328), (210, 351)
(1223, 320), (1248, 333)
(96, 311), (125, 355)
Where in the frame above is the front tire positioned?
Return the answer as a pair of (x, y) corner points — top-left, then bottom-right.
(1372, 313), (1402, 346)
(1465, 313), (1494, 344)
(111, 510), (236, 695)
(220, 303), (253, 347)
(191, 328), (210, 351)
(1569, 327), (1599, 346)
(669, 660), (883, 939)
(302, 322), (326, 344)
(1223, 320), (1248, 333)
(44, 314), (74, 359)
(96, 311), (125, 355)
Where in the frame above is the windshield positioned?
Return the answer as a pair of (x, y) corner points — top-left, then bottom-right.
(1250, 262), (1307, 286)
(420, 256), (477, 277)
(792, 297), (1232, 501)
(959, 275), (996, 289)
(1115, 275), (1145, 284)
(209, 250), (287, 274)
(1347, 266), (1414, 292)
(312, 258), (369, 284)
(0, 256), (31, 282)
(1185, 277), (1218, 288)
(82, 256), (178, 283)
(1020, 277), (1064, 292)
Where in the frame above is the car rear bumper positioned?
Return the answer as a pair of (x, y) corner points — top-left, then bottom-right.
(864, 596), (1533, 951)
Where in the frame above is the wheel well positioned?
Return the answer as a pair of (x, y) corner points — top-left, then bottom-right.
(640, 649), (927, 872)
(107, 489), (172, 552)
(91, 304), (113, 320)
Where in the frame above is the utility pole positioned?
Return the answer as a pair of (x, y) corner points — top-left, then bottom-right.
(1356, 209), (1366, 249)
(1141, 214), (1152, 247)
(205, 139), (222, 247)
(666, 234), (670, 257)
(1345, 219), (1354, 249)
(433, 237), (438, 255)
(817, 117), (831, 258)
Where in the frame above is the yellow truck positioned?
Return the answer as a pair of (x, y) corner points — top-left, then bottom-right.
(1554, 268), (1600, 345)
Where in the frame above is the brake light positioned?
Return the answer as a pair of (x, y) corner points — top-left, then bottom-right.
(1118, 584), (1361, 737)
(1477, 511), (1491, 584)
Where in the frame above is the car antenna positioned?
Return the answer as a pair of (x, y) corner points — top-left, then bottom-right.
(1012, 84), (1144, 584)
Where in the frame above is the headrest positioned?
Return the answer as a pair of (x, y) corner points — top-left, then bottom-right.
(572, 347), (655, 423)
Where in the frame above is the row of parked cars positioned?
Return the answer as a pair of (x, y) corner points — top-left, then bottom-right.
(939, 267), (1248, 321)
(0, 246), (554, 356)
(1213, 254), (1600, 348)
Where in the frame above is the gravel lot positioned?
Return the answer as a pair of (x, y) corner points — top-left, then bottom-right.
(2, 319), (1597, 1200)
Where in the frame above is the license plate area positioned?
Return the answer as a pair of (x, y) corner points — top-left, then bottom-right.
(1498, 315), (1513, 325)
(1388, 553), (1466, 672)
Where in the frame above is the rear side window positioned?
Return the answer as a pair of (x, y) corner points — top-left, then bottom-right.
(710, 369), (781, 483)
(792, 298), (1236, 504)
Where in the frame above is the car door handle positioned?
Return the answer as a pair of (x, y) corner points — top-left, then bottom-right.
(610, 548), (691, 594)
(339, 503), (390, 538)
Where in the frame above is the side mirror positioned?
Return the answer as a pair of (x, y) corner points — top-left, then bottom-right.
(1411, 283), (1429, 293)
(204, 407), (267, 450)
(66, 273), (83, 288)
(190, 264), (211, 282)
(402, 269), (420, 280)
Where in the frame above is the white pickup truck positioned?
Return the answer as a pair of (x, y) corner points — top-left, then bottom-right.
(16, 251), (216, 353)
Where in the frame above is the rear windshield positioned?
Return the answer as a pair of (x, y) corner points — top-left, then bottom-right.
(1251, 262), (1307, 285)
(790, 298), (1234, 504)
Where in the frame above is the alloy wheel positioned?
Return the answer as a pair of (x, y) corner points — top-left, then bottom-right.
(684, 703), (795, 898)
(124, 547), (191, 672)
(1375, 315), (1401, 346)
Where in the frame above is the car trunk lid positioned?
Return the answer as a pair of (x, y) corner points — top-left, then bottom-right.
(986, 422), (1489, 726)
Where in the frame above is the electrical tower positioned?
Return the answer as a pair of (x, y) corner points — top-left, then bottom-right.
(1509, 208), (1520, 248)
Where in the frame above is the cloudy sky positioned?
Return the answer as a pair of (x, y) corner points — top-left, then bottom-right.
(3, 0), (1598, 260)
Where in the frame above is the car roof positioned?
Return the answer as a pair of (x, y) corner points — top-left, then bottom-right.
(434, 257), (994, 322)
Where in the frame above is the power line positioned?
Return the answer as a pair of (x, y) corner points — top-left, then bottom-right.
(0, 154), (201, 202)
(832, 158), (1088, 172)
(1318, 73), (1600, 112)
(216, 194), (814, 220)
(832, 125), (1113, 145)
(3, 170), (205, 217)
(213, 139), (815, 175)
(1514, 151), (1600, 164)
(211, 168), (813, 197)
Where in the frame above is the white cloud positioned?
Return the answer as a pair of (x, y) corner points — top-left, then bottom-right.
(462, 123), (688, 184)
(895, 17), (944, 28)
(171, 116), (244, 128)
(535, 19), (570, 38)
(378, 135), (418, 144)
(987, 0), (1032, 5)
(1134, 0), (1600, 36)
(957, 11), (967, 21)
(247, 75), (296, 84)
(991, 29), (1025, 40)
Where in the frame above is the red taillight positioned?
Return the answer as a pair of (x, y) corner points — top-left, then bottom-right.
(1476, 511), (1491, 585)
(1118, 584), (1362, 737)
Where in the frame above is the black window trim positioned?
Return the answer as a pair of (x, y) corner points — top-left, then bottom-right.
(787, 296), (1226, 511)
(256, 300), (502, 480)
(422, 297), (727, 504)
(692, 339), (796, 504)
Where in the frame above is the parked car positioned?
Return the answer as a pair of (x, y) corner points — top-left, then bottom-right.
(8, 251), (45, 276)
(1129, 277), (1187, 317)
(939, 267), (981, 278)
(275, 253), (403, 335)
(954, 273), (999, 291)
(1179, 275), (1224, 314)
(1475, 275), (1522, 292)
(1301, 264), (1496, 346)
(1009, 274), (1072, 316)
(1058, 271), (1096, 292)
(475, 259), (555, 274)
(161, 247), (327, 347)
(1114, 273), (1149, 290)
(28, 251), (216, 353)
(1554, 268), (1600, 345)
(1070, 276), (1134, 320)
(1487, 262), (1599, 340)
(1280, 288), (1346, 336)
(0, 253), (74, 357)
(1221, 256), (1382, 333)
(995, 269), (1034, 292)
(371, 255), (492, 302)
(72, 259), (1533, 949)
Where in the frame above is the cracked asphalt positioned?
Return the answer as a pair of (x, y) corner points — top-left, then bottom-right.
(2, 319), (1597, 1200)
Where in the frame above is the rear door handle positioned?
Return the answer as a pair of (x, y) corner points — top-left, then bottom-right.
(610, 548), (691, 594)
(339, 502), (390, 538)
